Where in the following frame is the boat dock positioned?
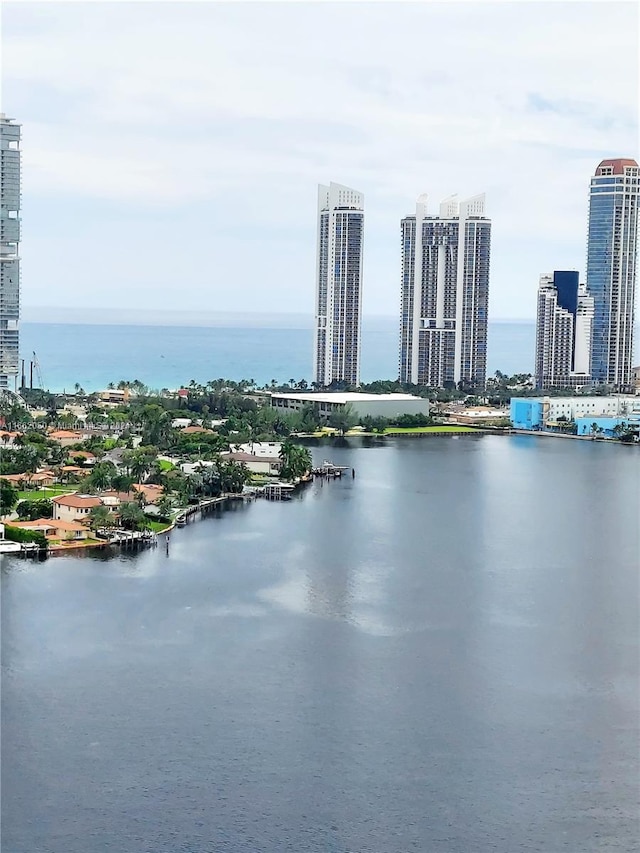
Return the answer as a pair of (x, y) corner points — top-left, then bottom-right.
(312, 461), (350, 478)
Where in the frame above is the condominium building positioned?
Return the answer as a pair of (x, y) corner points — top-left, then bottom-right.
(399, 193), (491, 389)
(534, 271), (594, 389)
(586, 158), (639, 388)
(313, 182), (364, 387)
(0, 114), (21, 391)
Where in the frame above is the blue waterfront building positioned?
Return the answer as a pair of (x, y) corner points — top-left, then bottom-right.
(574, 415), (639, 438)
(510, 399), (544, 430)
(511, 395), (640, 434)
(586, 159), (639, 389)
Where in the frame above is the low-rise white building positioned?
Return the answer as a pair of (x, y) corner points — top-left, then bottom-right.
(232, 441), (281, 458)
(511, 395), (640, 430)
(271, 392), (430, 421)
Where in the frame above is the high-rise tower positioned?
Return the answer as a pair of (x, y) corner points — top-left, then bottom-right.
(0, 114), (21, 391)
(534, 271), (594, 389)
(399, 193), (490, 388)
(586, 158), (639, 388)
(313, 183), (364, 387)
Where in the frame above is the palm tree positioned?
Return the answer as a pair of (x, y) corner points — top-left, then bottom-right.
(88, 462), (115, 491)
(89, 505), (114, 534)
(279, 441), (311, 481)
(118, 501), (148, 531)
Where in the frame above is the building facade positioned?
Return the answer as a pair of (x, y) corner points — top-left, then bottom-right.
(586, 158), (639, 388)
(313, 183), (364, 387)
(0, 114), (21, 391)
(510, 395), (640, 430)
(534, 271), (594, 389)
(271, 391), (430, 421)
(399, 193), (491, 389)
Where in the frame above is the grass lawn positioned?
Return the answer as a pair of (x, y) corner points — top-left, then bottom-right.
(157, 459), (175, 471)
(382, 425), (477, 434)
(146, 520), (171, 533)
(16, 487), (74, 501)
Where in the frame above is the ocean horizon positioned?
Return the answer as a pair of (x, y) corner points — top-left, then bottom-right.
(17, 317), (640, 394)
(18, 319), (537, 393)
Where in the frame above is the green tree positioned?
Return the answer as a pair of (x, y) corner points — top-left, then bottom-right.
(15, 499), (53, 521)
(111, 473), (134, 492)
(88, 505), (114, 533)
(328, 405), (357, 436)
(0, 479), (19, 515)
(156, 495), (174, 519)
(118, 501), (149, 531)
(279, 441), (312, 481)
(88, 461), (117, 491)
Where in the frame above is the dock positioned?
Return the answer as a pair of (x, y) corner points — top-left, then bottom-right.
(312, 460), (350, 478)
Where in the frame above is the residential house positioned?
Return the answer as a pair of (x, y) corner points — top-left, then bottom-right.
(52, 494), (102, 522)
(132, 483), (164, 504)
(221, 451), (281, 476)
(48, 429), (88, 447)
(7, 518), (90, 542)
(0, 470), (56, 489)
(67, 450), (96, 466)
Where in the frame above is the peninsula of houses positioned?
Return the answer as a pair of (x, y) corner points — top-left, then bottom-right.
(1, 378), (639, 554)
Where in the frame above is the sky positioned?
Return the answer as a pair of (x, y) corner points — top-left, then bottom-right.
(2, 0), (638, 322)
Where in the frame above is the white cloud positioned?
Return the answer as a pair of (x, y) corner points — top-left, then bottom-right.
(3, 1), (638, 318)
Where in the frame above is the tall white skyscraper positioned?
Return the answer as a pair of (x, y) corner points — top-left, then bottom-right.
(534, 271), (594, 390)
(399, 193), (490, 388)
(586, 158), (639, 388)
(0, 114), (21, 391)
(313, 182), (364, 387)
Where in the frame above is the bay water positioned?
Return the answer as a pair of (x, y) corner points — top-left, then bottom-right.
(2, 437), (638, 852)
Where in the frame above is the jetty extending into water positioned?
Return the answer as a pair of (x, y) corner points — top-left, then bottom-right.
(312, 461), (350, 478)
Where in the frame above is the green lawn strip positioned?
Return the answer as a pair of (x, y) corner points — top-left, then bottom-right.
(16, 487), (75, 501)
(157, 459), (175, 471)
(145, 519), (172, 533)
(382, 425), (477, 434)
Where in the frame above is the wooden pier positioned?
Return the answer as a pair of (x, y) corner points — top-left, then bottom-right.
(312, 460), (350, 478)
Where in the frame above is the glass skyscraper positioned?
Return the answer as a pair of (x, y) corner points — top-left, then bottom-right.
(313, 183), (364, 387)
(399, 193), (491, 389)
(0, 114), (21, 391)
(534, 271), (594, 390)
(586, 158), (639, 388)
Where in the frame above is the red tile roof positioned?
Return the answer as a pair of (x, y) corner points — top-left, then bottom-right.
(595, 158), (639, 175)
(52, 494), (102, 508)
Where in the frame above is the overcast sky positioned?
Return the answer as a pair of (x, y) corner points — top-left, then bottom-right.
(3, 1), (638, 321)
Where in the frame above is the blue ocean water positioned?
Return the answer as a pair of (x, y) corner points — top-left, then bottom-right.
(18, 321), (539, 393)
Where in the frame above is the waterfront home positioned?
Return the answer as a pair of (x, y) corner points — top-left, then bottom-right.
(52, 494), (102, 522)
(7, 518), (90, 542)
(221, 451), (282, 476)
